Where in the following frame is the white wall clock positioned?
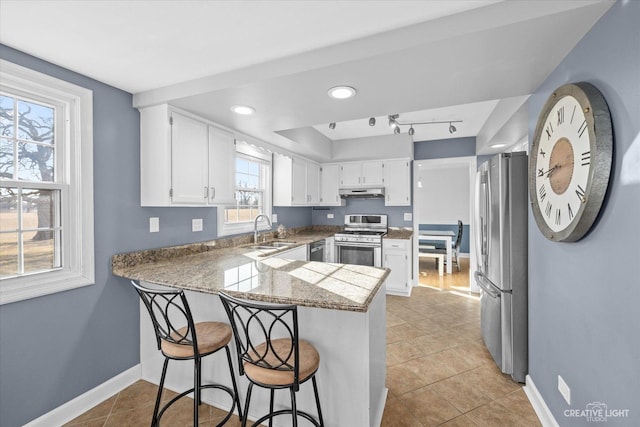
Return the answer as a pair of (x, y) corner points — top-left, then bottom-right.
(529, 82), (613, 242)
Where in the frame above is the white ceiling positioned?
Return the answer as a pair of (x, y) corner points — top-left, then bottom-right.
(0, 0), (614, 161)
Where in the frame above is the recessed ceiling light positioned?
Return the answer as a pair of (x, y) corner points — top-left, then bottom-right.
(327, 86), (357, 99)
(491, 143), (506, 148)
(230, 105), (255, 115)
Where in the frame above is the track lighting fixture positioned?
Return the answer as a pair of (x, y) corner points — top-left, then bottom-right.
(369, 117), (376, 126)
(386, 116), (462, 137)
(329, 122), (336, 130)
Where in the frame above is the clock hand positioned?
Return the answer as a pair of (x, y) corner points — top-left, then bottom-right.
(537, 164), (559, 178)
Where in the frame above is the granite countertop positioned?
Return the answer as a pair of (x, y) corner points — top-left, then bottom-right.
(385, 228), (414, 240)
(112, 226), (389, 312)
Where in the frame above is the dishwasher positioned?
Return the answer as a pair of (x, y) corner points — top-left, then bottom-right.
(308, 240), (325, 262)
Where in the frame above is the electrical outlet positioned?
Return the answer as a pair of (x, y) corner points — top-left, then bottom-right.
(327, 213), (334, 219)
(558, 375), (571, 405)
(271, 213), (278, 223)
(149, 217), (159, 233)
(192, 218), (203, 232)
(403, 212), (412, 221)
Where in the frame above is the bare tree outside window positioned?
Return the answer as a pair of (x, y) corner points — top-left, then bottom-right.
(0, 95), (60, 278)
(225, 156), (264, 223)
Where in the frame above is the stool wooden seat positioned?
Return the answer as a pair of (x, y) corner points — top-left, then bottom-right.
(131, 281), (242, 427)
(219, 292), (324, 427)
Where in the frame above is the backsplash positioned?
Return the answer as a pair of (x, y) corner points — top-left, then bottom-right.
(310, 198), (413, 227)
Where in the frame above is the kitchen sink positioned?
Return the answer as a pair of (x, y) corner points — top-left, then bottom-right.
(247, 241), (296, 250)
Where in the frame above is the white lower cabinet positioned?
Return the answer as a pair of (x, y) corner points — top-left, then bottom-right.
(272, 244), (308, 261)
(383, 238), (412, 296)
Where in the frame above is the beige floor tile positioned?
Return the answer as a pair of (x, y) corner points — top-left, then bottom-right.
(386, 364), (428, 396)
(400, 387), (462, 426)
(64, 394), (116, 425)
(381, 396), (423, 427)
(465, 400), (535, 427)
(403, 355), (458, 385)
(387, 340), (425, 364)
(439, 414), (479, 426)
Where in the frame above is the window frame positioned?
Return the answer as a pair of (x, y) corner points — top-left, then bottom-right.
(217, 141), (272, 237)
(0, 60), (94, 305)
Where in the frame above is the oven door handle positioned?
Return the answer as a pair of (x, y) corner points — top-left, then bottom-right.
(335, 242), (382, 248)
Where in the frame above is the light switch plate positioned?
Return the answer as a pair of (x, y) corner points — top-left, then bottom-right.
(558, 375), (571, 405)
(192, 218), (203, 232)
(403, 212), (412, 221)
(149, 217), (159, 233)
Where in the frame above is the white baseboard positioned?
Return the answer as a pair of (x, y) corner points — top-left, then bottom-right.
(24, 365), (141, 427)
(524, 374), (559, 427)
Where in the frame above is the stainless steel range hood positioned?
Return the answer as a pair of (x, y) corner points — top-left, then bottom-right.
(339, 187), (385, 199)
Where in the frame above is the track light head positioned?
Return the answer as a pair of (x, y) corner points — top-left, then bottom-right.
(369, 117), (376, 126)
(329, 122), (336, 130)
(449, 122), (457, 134)
(408, 126), (415, 136)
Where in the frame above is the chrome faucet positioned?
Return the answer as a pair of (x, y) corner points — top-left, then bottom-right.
(253, 214), (272, 244)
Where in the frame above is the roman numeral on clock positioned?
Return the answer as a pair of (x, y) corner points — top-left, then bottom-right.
(538, 184), (547, 202)
(555, 208), (561, 226)
(557, 106), (565, 126)
(545, 201), (552, 218)
(576, 184), (587, 203)
(568, 203), (574, 221)
(581, 151), (590, 166)
(570, 105), (577, 124)
(578, 120), (588, 138)
(545, 122), (554, 140)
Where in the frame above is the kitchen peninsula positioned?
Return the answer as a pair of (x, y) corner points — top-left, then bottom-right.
(112, 228), (388, 426)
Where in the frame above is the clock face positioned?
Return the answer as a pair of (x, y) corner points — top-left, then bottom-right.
(529, 82), (613, 242)
(534, 95), (590, 233)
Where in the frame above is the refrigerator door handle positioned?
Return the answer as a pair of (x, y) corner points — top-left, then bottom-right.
(474, 271), (501, 298)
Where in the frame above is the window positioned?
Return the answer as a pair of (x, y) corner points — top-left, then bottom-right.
(0, 60), (94, 304)
(218, 142), (271, 236)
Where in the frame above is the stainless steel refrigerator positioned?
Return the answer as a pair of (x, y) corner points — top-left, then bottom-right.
(474, 152), (528, 383)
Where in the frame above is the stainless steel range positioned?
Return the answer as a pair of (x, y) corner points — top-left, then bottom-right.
(335, 214), (387, 267)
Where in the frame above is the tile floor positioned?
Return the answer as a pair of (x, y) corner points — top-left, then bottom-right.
(65, 258), (541, 426)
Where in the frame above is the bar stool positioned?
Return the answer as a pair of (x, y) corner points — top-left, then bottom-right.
(131, 281), (243, 426)
(218, 292), (324, 427)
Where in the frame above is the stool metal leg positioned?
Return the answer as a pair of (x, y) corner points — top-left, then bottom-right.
(242, 382), (254, 427)
(269, 389), (275, 427)
(225, 346), (243, 421)
(194, 357), (200, 426)
(312, 376), (324, 426)
(152, 358), (169, 427)
(290, 388), (298, 427)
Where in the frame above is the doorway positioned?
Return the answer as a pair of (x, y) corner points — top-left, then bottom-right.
(412, 156), (477, 292)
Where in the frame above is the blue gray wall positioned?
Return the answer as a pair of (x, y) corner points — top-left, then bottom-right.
(528, 2), (639, 425)
(0, 45), (222, 427)
(414, 136), (475, 159)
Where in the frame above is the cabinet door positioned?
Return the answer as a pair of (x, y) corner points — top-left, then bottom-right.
(208, 126), (236, 205)
(171, 112), (208, 204)
(307, 162), (321, 205)
(362, 161), (384, 186)
(339, 163), (362, 187)
(384, 239), (410, 294)
(384, 159), (411, 206)
(320, 164), (341, 205)
(291, 158), (308, 205)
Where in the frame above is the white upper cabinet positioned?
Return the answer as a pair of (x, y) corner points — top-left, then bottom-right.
(273, 154), (321, 206)
(383, 159), (411, 206)
(208, 125), (236, 205)
(170, 112), (209, 204)
(339, 161), (384, 187)
(319, 163), (342, 206)
(139, 104), (236, 207)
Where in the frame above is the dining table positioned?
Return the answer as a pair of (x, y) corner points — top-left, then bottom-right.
(418, 230), (455, 274)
